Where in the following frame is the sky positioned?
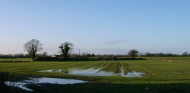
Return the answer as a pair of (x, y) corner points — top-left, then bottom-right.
(0, 0), (190, 55)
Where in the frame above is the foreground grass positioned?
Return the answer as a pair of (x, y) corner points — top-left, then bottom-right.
(28, 83), (190, 93)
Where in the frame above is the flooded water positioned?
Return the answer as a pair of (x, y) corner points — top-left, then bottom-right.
(120, 67), (144, 77)
(68, 68), (120, 76)
(5, 77), (87, 91)
(39, 69), (53, 72)
(39, 69), (62, 73)
(39, 68), (145, 77)
(5, 81), (32, 91)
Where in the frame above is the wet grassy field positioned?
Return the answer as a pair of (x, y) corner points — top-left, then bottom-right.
(0, 57), (190, 92)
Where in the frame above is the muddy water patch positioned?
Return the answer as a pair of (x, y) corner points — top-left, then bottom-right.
(5, 77), (87, 91)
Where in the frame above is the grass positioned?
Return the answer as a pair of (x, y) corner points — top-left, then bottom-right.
(27, 83), (190, 93)
(0, 58), (32, 62)
(0, 58), (190, 83)
(0, 57), (190, 92)
(121, 62), (132, 74)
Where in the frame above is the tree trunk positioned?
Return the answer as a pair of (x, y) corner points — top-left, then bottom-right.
(32, 56), (35, 61)
(32, 53), (35, 61)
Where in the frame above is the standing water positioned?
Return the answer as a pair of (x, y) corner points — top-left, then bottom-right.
(5, 77), (87, 91)
(39, 68), (145, 77)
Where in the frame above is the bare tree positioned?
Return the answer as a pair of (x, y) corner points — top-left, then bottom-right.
(24, 39), (42, 61)
(59, 42), (73, 59)
(128, 49), (139, 58)
(182, 51), (188, 56)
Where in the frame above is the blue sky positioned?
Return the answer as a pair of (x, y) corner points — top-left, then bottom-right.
(0, 0), (190, 54)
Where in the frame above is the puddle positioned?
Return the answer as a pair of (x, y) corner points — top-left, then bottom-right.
(5, 81), (32, 91)
(68, 68), (120, 76)
(39, 69), (53, 72)
(120, 67), (144, 77)
(5, 77), (87, 91)
(39, 68), (145, 77)
(39, 69), (63, 73)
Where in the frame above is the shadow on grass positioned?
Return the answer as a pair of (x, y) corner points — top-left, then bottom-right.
(0, 72), (189, 93)
(0, 72), (26, 93)
(28, 83), (190, 93)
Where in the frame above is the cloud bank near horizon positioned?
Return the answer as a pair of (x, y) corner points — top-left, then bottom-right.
(104, 40), (127, 45)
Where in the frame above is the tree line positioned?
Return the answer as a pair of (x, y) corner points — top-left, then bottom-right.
(23, 39), (141, 61)
(1, 39), (189, 60)
(24, 39), (74, 61)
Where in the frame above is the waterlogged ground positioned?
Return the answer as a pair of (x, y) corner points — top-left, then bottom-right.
(39, 67), (144, 77)
(5, 77), (87, 91)
(1, 57), (190, 92)
(0, 59), (190, 83)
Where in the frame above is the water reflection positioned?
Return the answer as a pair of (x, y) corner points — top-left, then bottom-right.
(120, 67), (144, 77)
(5, 77), (87, 91)
(39, 68), (145, 77)
(68, 68), (120, 76)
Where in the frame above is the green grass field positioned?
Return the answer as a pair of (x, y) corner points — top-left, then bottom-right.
(0, 58), (32, 62)
(0, 57), (190, 92)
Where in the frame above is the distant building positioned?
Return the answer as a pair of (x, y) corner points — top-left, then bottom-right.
(51, 55), (61, 58)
